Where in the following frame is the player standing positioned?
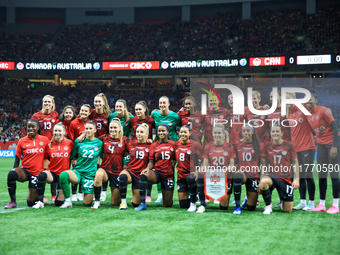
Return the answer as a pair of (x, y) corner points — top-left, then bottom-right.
(109, 99), (133, 137)
(4, 119), (49, 209)
(305, 89), (340, 214)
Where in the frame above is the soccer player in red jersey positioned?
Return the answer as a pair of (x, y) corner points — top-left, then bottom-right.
(91, 119), (128, 209)
(305, 89), (340, 214)
(4, 119), (50, 209)
(68, 104), (92, 201)
(232, 125), (261, 214)
(32, 95), (59, 140)
(118, 123), (151, 210)
(32, 95), (60, 200)
(200, 124), (236, 212)
(68, 104), (92, 141)
(90, 93), (111, 137)
(32, 123), (73, 209)
(286, 92), (316, 211)
(59, 105), (76, 139)
(177, 93), (202, 142)
(176, 125), (203, 212)
(266, 90), (291, 142)
(129, 101), (155, 140)
(244, 90), (269, 145)
(135, 124), (176, 211)
(227, 94), (247, 145)
(202, 94), (229, 147)
(90, 93), (111, 201)
(259, 125), (299, 214)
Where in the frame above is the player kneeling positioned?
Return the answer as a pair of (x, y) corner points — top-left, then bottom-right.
(33, 123), (73, 208)
(259, 125), (299, 214)
(59, 121), (103, 208)
(136, 125), (176, 211)
(232, 125), (261, 214)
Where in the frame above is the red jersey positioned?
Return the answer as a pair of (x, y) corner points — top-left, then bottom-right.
(45, 138), (73, 176)
(99, 135), (128, 175)
(177, 110), (202, 142)
(228, 107), (247, 145)
(129, 116), (155, 140)
(234, 141), (260, 179)
(68, 117), (92, 141)
(260, 141), (297, 185)
(149, 140), (176, 179)
(16, 134), (50, 176)
(306, 105), (335, 146)
(32, 111), (59, 140)
(62, 119), (72, 139)
(289, 106), (315, 152)
(244, 106), (269, 144)
(126, 140), (150, 178)
(203, 108), (229, 146)
(175, 140), (202, 180)
(266, 107), (291, 142)
(203, 141), (236, 184)
(90, 109), (109, 137)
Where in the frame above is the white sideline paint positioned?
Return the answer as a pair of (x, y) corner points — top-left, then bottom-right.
(0, 207), (29, 214)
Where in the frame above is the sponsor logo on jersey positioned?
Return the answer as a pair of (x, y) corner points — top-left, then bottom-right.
(27, 148), (44, 154)
(118, 143), (122, 147)
(168, 122), (172, 126)
(52, 119), (55, 123)
(51, 152), (69, 158)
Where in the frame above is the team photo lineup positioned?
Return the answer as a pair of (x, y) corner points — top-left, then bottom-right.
(3, 85), (340, 215)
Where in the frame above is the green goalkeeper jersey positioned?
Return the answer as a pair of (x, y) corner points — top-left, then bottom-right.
(70, 137), (103, 179)
(151, 110), (181, 141)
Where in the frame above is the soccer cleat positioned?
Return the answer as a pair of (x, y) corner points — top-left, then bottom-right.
(187, 203), (197, 212)
(231, 198), (236, 205)
(263, 205), (273, 215)
(135, 203), (147, 211)
(241, 197), (248, 208)
(100, 193), (106, 202)
(312, 204), (326, 212)
(155, 197), (163, 203)
(60, 200), (72, 209)
(213, 200), (220, 204)
(43, 197), (48, 202)
(77, 193), (83, 201)
(302, 203), (314, 211)
(196, 205), (206, 213)
(274, 202), (282, 209)
(51, 196), (56, 202)
(145, 196), (152, 203)
(71, 194), (77, 202)
(293, 202), (307, 210)
(91, 201), (100, 210)
(4, 201), (17, 209)
(326, 204), (339, 214)
(233, 206), (242, 215)
(32, 201), (44, 209)
(119, 201), (127, 210)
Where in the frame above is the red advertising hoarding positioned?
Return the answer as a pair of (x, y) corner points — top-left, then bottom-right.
(102, 61), (159, 70)
(0, 62), (15, 70)
(249, 57), (285, 67)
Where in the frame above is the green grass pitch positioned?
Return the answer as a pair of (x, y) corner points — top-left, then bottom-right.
(0, 158), (339, 255)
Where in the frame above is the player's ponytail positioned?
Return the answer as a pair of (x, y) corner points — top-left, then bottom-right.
(139, 123), (149, 140)
(95, 93), (111, 119)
